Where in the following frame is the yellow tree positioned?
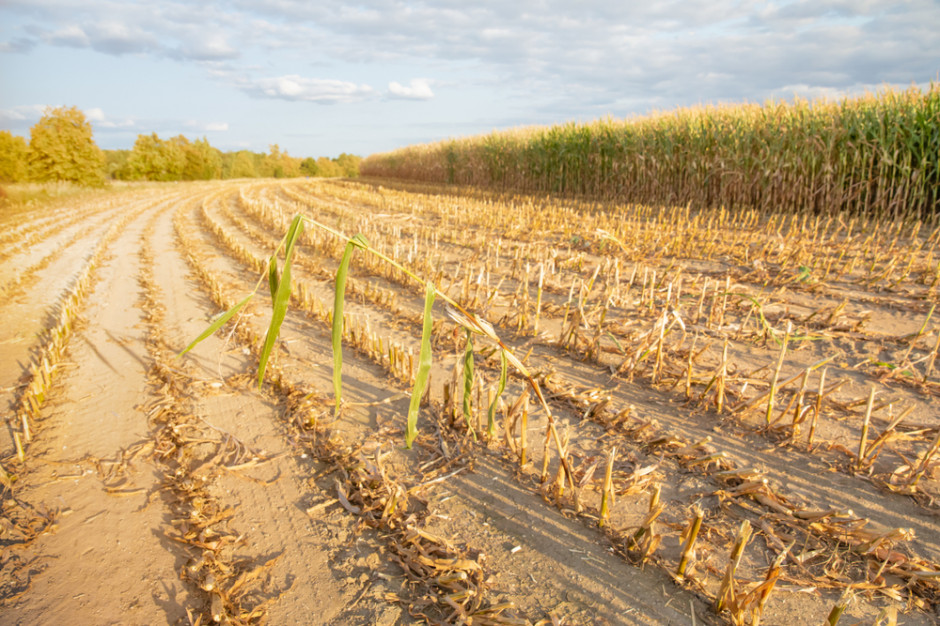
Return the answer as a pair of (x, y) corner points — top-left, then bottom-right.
(0, 130), (29, 183)
(181, 137), (222, 180)
(262, 144), (301, 178)
(228, 150), (258, 178)
(122, 133), (185, 181)
(28, 106), (105, 186)
(315, 156), (343, 177)
(335, 153), (362, 177)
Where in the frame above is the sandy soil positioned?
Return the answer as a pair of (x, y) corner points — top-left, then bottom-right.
(1, 179), (938, 625)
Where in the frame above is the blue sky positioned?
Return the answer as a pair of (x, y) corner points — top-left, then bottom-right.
(1, 1), (938, 159)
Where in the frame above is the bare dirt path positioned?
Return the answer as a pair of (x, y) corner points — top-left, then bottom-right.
(3, 191), (191, 624)
(0, 190), (184, 458)
(147, 197), (356, 623)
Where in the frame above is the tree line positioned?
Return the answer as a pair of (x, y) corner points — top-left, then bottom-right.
(0, 106), (360, 187)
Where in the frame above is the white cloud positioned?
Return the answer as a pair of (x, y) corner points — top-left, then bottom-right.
(3, 0), (938, 149)
(0, 37), (35, 53)
(203, 122), (229, 132)
(76, 107), (137, 129)
(178, 33), (238, 61)
(85, 107), (106, 122)
(44, 21), (159, 55)
(44, 24), (89, 47)
(243, 74), (375, 104)
(14, 3), (236, 61)
(10, 2), (938, 109)
(481, 28), (512, 41)
(88, 21), (152, 54)
(0, 104), (48, 125)
(388, 78), (434, 100)
(96, 119), (138, 129)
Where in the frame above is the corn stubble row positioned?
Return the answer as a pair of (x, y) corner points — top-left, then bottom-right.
(0, 197), (190, 611)
(271, 179), (939, 476)
(4, 206), (146, 466)
(173, 204), (529, 624)
(282, 180), (935, 536)
(0, 219), (109, 302)
(0, 196), (110, 264)
(284, 177), (940, 314)
(138, 219), (306, 625)
(206, 180), (940, 624)
(362, 85), (940, 222)
(187, 191), (672, 621)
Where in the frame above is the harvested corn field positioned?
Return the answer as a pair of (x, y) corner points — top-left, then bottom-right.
(1, 177), (939, 625)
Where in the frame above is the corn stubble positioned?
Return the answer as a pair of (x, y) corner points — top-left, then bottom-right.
(82, 164), (924, 625)
(174, 208), (529, 623)
(2, 171), (929, 624)
(141, 233), (284, 625)
(7, 136), (940, 626)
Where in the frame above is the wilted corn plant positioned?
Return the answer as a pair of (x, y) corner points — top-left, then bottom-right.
(182, 211), (573, 476)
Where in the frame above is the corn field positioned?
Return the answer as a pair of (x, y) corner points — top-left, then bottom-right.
(362, 85), (940, 221)
(1, 176), (939, 625)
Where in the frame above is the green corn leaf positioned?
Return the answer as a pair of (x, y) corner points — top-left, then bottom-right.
(179, 292), (254, 357)
(332, 234), (368, 414)
(258, 215), (304, 387)
(350, 233), (370, 250)
(487, 349), (508, 438)
(605, 331), (626, 355)
(267, 254), (279, 299)
(406, 281), (435, 449)
(462, 329), (475, 439)
(284, 213), (305, 251)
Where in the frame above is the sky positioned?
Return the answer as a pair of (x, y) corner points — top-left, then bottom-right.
(1, 1), (938, 159)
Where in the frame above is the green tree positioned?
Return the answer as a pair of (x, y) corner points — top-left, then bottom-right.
(315, 156), (343, 177)
(177, 136), (222, 180)
(122, 133), (185, 181)
(161, 136), (188, 181)
(103, 149), (131, 180)
(299, 157), (318, 177)
(262, 144), (301, 178)
(228, 150), (258, 178)
(121, 134), (159, 180)
(258, 145), (279, 178)
(0, 131), (29, 183)
(335, 153), (362, 177)
(28, 106), (105, 186)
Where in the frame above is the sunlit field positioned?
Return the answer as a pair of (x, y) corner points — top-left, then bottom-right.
(1, 168), (938, 624)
